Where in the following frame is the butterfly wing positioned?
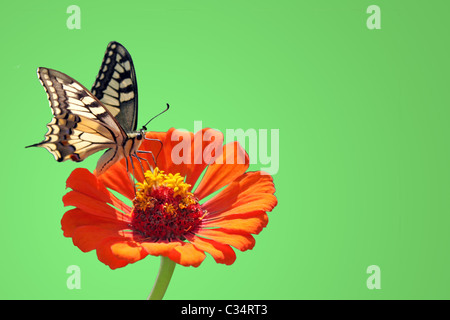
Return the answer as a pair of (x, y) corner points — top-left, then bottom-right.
(27, 67), (127, 169)
(91, 41), (138, 133)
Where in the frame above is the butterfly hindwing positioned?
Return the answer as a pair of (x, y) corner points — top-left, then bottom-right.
(91, 41), (138, 133)
(27, 67), (126, 164)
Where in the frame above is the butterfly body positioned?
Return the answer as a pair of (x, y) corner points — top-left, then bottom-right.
(96, 130), (145, 175)
(27, 42), (148, 176)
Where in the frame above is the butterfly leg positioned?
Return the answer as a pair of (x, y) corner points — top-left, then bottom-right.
(130, 155), (136, 179)
(125, 155), (138, 193)
(136, 150), (157, 169)
(125, 155), (130, 172)
(131, 153), (146, 175)
(142, 137), (163, 164)
(133, 152), (155, 174)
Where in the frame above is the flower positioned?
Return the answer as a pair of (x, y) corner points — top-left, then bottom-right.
(61, 128), (277, 269)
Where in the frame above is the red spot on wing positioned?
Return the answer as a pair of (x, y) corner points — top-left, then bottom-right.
(70, 154), (82, 162)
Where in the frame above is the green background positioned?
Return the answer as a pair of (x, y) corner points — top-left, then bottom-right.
(1, 0), (450, 299)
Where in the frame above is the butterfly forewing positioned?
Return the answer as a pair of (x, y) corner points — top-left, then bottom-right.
(91, 41), (138, 133)
(27, 42), (150, 176)
(28, 67), (126, 164)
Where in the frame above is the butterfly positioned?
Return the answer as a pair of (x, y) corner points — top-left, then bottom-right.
(27, 41), (168, 176)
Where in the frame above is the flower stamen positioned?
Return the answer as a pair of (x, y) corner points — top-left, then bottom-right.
(131, 168), (207, 241)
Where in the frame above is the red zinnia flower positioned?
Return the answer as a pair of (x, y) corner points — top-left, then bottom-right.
(61, 128), (277, 269)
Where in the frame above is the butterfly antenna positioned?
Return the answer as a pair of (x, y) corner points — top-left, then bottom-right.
(142, 103), (170, 131)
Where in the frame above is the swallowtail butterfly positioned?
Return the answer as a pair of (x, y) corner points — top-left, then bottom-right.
(27, 41), (167, 176)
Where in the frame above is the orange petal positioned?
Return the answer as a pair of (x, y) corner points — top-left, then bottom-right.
(61, 208), (129, 237)
(202, 171), (277, 215)
(194, 141), (249, 200)
(71, 225), (130, 252)
(136, 128), (200, 181)
(195, 228), (255, 251)
(110, 241), (148, 263)
(140, 130), (169, 159)
(167, 242), (206, 267)
(169, 129), (195, 176)
(138, 130), (173, 173)
(207, 196), (277, 218)
(160, 129), (195, 176)
(63, 190), (131, 222)
(185, 128), (224, 188)
(140, 241), (182, 257)
(202, 211), (269, 234)
(97, 161), (135, 200)
(107, 192), (132, 215)
(66, 168), (111, 203)
(69, 166), (133, 214)
(154, 128), (226, 190)
(96, 237), (145, 269)
(188, 235), (236, 265)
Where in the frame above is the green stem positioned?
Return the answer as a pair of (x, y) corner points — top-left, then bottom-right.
(147, 256), (176, 300)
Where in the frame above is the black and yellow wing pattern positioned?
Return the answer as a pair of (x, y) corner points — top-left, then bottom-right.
(91, 41), (138, 133)
(27, 42), (145, 176)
